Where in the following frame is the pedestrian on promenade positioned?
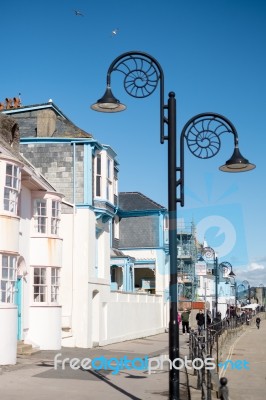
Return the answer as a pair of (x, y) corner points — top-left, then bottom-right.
(177, 312), (181, 329)
(196, 309), (205, 335)
(181, 308), (191, 335)
(256, 316), (261, 329)
(207, 311), (212, 326)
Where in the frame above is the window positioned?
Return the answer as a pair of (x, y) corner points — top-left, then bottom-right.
(4, 163), (20, 213)
(0, 255), (17, 303)
(106, 157), (112, 201)
(96, 154), (101, 196)
(33, 267), (60, 303)
(113, 218), (119, 239)
(51, 267), (60, 302)
(107, 158), (111, 180)
(33, 198), (61, 235)
(33, 199), (47, 233)
(33, 267), (47, 302)
(51, 201), (61, 235)
(114, 177), (118, 196)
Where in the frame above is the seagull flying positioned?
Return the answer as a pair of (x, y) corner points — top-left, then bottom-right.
(74, 10), (84, 17)
(111, 28), (119, 36)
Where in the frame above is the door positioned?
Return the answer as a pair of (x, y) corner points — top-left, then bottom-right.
(14, 277), (22, 340)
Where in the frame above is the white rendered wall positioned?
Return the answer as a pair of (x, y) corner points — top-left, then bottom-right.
(26, 306), (62, 350)
(99, 291), (164, 346)
(60, 213), (74, 330)
(118, 248), (169, 329)
(30, 237), (63, 266)
(61, 208), (97, 348)
(0, 304), (17, 365)
(18, 186), (33, 339)
(0, 215), (20, 252)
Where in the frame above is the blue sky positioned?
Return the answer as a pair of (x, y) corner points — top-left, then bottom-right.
(0, 0), (265, 286)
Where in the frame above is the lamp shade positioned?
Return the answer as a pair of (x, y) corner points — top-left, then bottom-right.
(219, 147), (256, 172)
(91, 87), (126, 112)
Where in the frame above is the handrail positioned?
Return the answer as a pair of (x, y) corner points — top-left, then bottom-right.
(188, 312), (260, 399)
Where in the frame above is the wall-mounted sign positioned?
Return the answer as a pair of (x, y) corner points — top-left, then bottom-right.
(195, 262), (207, 276)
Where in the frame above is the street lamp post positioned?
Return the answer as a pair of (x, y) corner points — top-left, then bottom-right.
(91, 51), (256, 400)
(237, 283), (246, 306)
(202, 246), (218, 318)
(242, 280), (251, 303)
(220, 261), (236, 316)
(234, 281), (237, 309)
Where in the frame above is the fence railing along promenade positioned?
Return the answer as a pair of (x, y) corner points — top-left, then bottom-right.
(188, 312), (263, 400)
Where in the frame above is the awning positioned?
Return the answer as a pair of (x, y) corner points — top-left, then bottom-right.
(241, 304), (260, 310)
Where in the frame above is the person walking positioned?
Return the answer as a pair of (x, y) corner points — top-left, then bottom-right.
(177, 312), (181, 330)
(196, 309), (205, 335)
(181, 308), (191, 335)
(256, 316), (261, 329)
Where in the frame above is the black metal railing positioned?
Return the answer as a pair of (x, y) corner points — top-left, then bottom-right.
(188, 312), (259, 399)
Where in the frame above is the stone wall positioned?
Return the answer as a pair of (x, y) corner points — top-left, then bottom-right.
(20, 143), (84, 204)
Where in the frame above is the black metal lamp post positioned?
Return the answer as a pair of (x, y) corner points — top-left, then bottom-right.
(237, 283), (246, 306)
(91, 51), (256, 400)
(242, 280), (251, 303)
(234, 280), (237, 309)
(220, 261), (236, 278)
(202, 246), (218, 318)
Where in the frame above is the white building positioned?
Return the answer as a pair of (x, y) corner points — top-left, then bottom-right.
(1, 101), (167, 357)
(0, 113), (64, 364)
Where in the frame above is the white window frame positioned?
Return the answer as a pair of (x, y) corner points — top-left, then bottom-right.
(0, 254), (17, 303)
(114, 177), (118, 197)
(95, 154), (102, 197)
(33, 266), (60, 304)
(114, 218), (119, 240)
(106, 157), (113, 201)
(3, 163), (20, 214)
(33, 267), (47, 302)
(33, 198), (61, 236)
(51, 267), (60, 302)
(33, 199), (47, 233)
(51, 200), (61, 235)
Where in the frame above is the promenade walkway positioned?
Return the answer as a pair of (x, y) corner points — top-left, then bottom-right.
(0, 331), (190, 400)
(0, 318), (265, 399)
(218, 314), (266, 400)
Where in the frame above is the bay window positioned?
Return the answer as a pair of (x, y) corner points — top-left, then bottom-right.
(33, 198), (61, 235)
(106, 157), (112, 201)
(34, 199), (47, 233)
(3, 163), (20, 214)
(51, 200), (61, 235)
(96, 154), (101, 197)
(0, 254), (17, 303)
(33, 266), (60, 304)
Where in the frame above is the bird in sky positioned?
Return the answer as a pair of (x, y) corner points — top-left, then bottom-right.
(111, 28), (119, 37)
(74, 10), (84, 17)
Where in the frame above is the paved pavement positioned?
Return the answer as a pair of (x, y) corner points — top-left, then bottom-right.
(1, 317), (265, 399)
(0, 331), (191, 400)
(218, 315), (266, 400)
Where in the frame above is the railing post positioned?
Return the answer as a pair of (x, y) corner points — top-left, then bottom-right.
(218, 377), (229, 400)
(201, 346), (206, 400)
(206, 353), (212, 400)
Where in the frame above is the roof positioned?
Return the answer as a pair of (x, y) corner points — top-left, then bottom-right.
(118, 192), (166, 212)
(0, 113), (59, 192)
(110, 248), (135, 260)
(1, 101), (93, 139)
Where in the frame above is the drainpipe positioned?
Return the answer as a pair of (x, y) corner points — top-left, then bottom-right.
(70, 142), (76, 331)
